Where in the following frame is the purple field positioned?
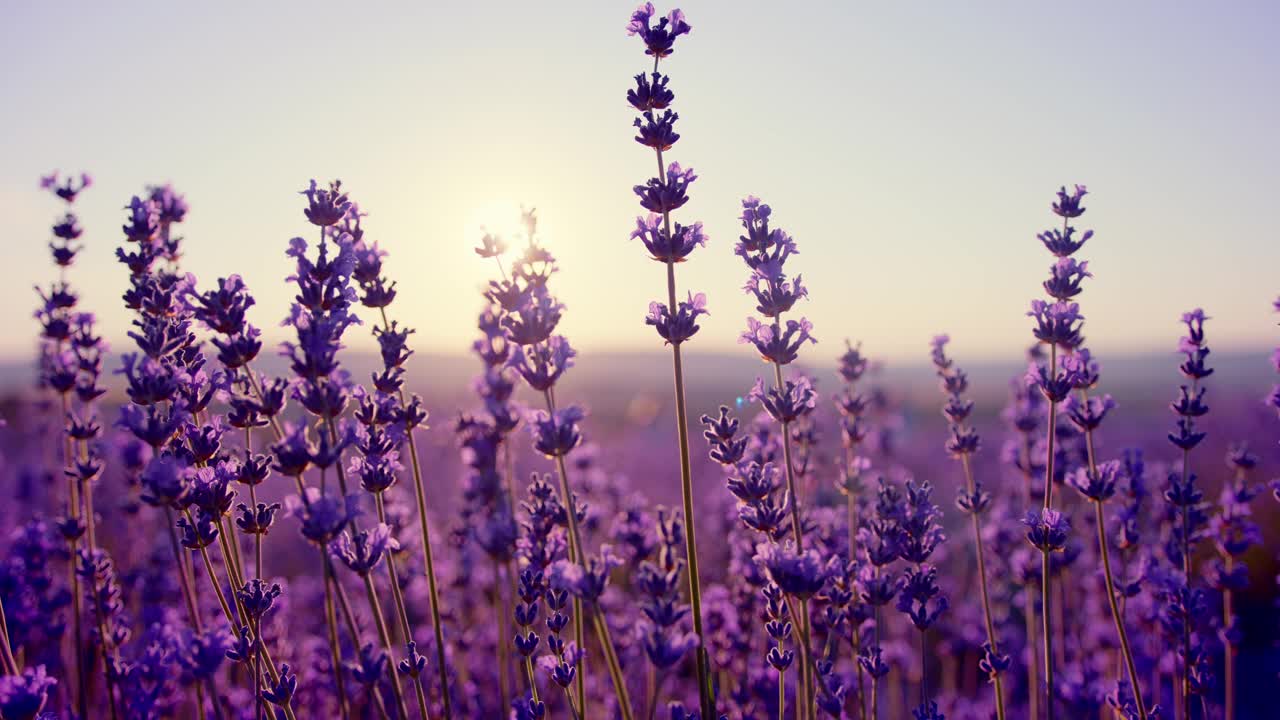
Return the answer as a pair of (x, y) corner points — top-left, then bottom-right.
(4, 4), (1280, 720)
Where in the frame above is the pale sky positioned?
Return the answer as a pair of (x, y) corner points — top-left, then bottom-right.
(4, 1), (1279, 366)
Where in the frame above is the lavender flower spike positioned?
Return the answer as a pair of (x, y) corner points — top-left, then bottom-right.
(625, 6), (714, 717)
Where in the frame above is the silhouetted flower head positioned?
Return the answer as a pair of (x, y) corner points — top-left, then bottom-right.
(41, 170), (92, 203)
(1052, 184), (1088, 218)
(300, 179), (350, 227)
(628, 72), (674, 111)
(626, 3), (691, 59)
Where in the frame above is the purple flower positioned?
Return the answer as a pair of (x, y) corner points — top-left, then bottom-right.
(330, 523), (400, 575)
(286, 489), (360, 545)
(634, 162), (696, 213)
(635, 109), (681, 150)
(896, 564), (948, 630)
(646, 291), (708, 345)
(503, 287), (564, 345)
(0, 665), (56, 720)
(748, 374), (816, 424)
(626, 3), (691, 58)
(300, 179), (350, 226)
(551, 547), (622, 603)
(1052, 184), (1088, 218)
(40, 170), (92, 203)
(475, 231), (507, 259)
(1038, 225), (1092, 257)
(755, 541), (828, 599)
(1043, 257), (1092, 300)
(528, 405), (586, 458)
(630, 213), (706, 262)
(1024, 508), (1070, 551)
(122, 195), (160, 244)
(739, 316), (816, 365)
(262, 663), (297, 707)
(1027, 299), (1084, 349)
(628, 72), (674, 111)
(507, 336), (576, 391)
(1068, 459), (1121, 502)
(1065, 392), (1116, 432)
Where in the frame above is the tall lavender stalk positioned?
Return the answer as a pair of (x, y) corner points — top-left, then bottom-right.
(489, 213), (635, 717)
(117, 186), (298, 720)
(35, 171), (101, 718)
(348, 207), (452, 718)
(930, 336), (1008, 719)
(1166, 309), (1213, 720)
(734, 196), (817, 715)
(834, 341), (872, 720)
(1025, 184), (1091, 718)
(1061, 347), (1150, 720)
(623, 6), (715, 717)
(1207, 444), (1260, 720)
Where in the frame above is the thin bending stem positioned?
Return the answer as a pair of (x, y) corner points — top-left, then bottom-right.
(959, 454), (1008, 720)
(542, 388), (635, 720)
(361, 570), (412, 720)
(1041, 343), (1059, 720)
(1077, 388), (1148, 720)
(377, 306), (453, 719)
(653, 143), (716, 720)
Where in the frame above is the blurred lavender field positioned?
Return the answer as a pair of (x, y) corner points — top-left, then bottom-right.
(4, 4), (1280, 720)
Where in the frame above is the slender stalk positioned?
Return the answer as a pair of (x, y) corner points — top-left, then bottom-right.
(361, 570), (412, 720)
(1077, 389), (1148, 720)
(494, 559), (512, 707)
(1177, 376), (1199, 720)
(919, 629), (928, 708)
(542, 389), (635, 719)
(642, 127), (716, 718)
(779, 665), (787, 720)
(872, 604), (881, 720)
(1040, 343), (1059, 720)
(322, 558), (352, 720)
(163, 508), (203, 630)
(56, 396), (87, 720)
(1224, 556), (1235, 720)
(190, 533), (297, 720)
(0, 596), (18, 675)
(1040, 550), (1054, 720)
(73, 435), (121, 720)
(959, 454), (1008, 720)
(373, 493), (432, 717)
(1096, 500), (1147, 719)
(376, 306), (453, 720)
(771, 360), (812, 716)
(524, 657), (541, 705)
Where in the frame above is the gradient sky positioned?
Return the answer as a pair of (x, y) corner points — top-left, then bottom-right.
(4, 1), (1279, 367)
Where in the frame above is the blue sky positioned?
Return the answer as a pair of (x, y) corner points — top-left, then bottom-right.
(4, 1), (1278, 365)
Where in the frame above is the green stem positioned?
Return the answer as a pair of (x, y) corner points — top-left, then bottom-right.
(959, 454), (1007, 720)
(377, 306), (453, 719)
(543, 390), (635, 719)
(361, 570), (412, 720)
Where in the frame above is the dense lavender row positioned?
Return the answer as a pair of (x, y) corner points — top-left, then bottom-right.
(3, 5), (1279, 720)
